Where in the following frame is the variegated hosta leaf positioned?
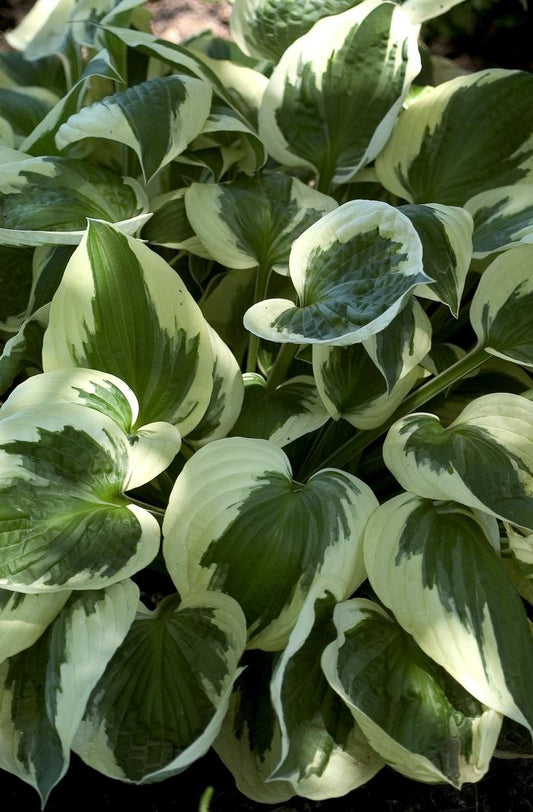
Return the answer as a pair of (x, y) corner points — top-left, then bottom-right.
(384, 393), (533, 530)
(0, 156), (148, 246)
(363, 494), (533, 735)
(162, 437), (378, 651)
(229, 373), (329, 447)
(0, 590), (70, 662)
(313, 342), (420, 430)
(0, 245), (33, 330)
(0, 369), (182, 488)
(465, 185), (533, 258)
(322, 598), (503, 787)
(69, 0), (149, 48)
(271, 579), (383, 799)
(42, 220), (214, 435)
(0, 117), (14, 148)
(0, 85), (58, 142)
(0, 581), (138, 804)
(73, 591), (246, 783)
(0, 50), (65, 95)
(140, 189), (210, 255)
(244, 200), (429, 346)
(230, 0), (356, 61)
(214, 652), (295, 804)
(363, 298), (432, 392)
(24, 244), (75, 316)
(189, 50), (268, 125)
(375, 69), (533, 205)
(200, 267), (257, 364)
(102, 26), (228, 87)
(21, 48), (125, 157)
(399, 203), (473, 316)
(0, 303), (48, 395)
(186, 324), (245, 447)
(421, 342), (464, 377)
(56, 75), (212, 183)
(184, 173), (337, 274)
(0, 403), (161, 592)
(470, 245), (533, 368)
(258, 0), (421, 187)
(505, 523), (533, 581)
(186, 102), (267, 176)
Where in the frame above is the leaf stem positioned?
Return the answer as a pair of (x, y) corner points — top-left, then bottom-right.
(265, 342), (300, 390)
(246, 264), (270, 373)
(310, 344), (490, 475)
(126, 496), (166, 520)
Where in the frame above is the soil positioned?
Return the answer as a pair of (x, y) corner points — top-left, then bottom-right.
(0, 0), (532, 809)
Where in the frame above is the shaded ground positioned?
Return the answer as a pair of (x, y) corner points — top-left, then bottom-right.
(0, 0), (532, 809)
(3, 747), (533, 812)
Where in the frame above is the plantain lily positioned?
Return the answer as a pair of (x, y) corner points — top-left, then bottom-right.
(0, 0), (532, 806)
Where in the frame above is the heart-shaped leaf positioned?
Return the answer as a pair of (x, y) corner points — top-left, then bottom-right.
(0, 403), (160, 591)
(258, 0), (420, 188)
(244, 200), (429, 346)
(384, 392), (533, 530)
(322, 597), (503, 786)
(42, 220), (214, 435)
(0, 581), (138, 804)
(375, 69), (533, 205)
(363, 494), (533, 735)
(163, 437), (378, 650)
(73, 591), (246, 783)
(465, 185), (533, 258)
(185, 173), (337, 274)
(271, 579), (383, 798)
(470, 244), (533, 368)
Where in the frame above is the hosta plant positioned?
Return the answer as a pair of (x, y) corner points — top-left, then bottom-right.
(0, 0), (532, 806)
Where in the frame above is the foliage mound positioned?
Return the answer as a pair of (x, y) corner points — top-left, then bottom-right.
(0, 0), (532, 806)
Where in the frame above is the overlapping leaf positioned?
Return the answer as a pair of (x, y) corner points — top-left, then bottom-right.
(270, 580), (383, 799)
(384, 392), (533, 530)
(0, 304), (48, 394)
(244, 200), (429, 345)
(229, 373), (329, 446)
(0, 403), (161, 592)
(0, 368), (182, 488)
(42, 220), (214, 434)
(0, 156), (148, 246)
(363, 298), (431, 392)
(399, 203), (473, 316)
(186, 324), (245, 447)
(363, 495), (533, 735)
(375, 69), (533, 205)
(465, 185), (533, 258)
(21, 48), (125, 157)
(230, 0), (356, 61)
(0, 590), (70, 662)
(73, 592), (246, 783)
(322, 597), (503, 786)
(0, 581), (138, 803)
(470, 245), (533, 368)
(313, 342), (420, 429)
(184, 173), (337, 274)
(258, 0), (421, 187)
(56, 75), (212, 182)
(214, 652), (294, 804)
(163, 437), (378, 650)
